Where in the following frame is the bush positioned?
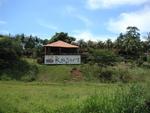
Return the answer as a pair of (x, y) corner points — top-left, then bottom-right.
(91, 49), (118, 66)
(0, 74), (11, 81)
(147, 55), (150, 63)
(80, 64), (99, 81)
(112, 67), (132, 83)
(20, 64), (38, 82)
(98, 69), (113, 82)
(37, 57), (44, 64)
(142, 62), (150, 69)
(0, 59), (39, 81)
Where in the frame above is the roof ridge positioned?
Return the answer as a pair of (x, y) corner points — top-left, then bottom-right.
(44, 40), (79, 48)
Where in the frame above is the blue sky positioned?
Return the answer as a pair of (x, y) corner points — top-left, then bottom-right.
(0, 0), (150, 41)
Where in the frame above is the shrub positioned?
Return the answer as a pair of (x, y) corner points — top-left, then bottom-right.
(21, 65), (38, 82)
(91, 49), (119, 67)
(37, 57), (43, 64)
(0, 74), (11, 81)
(80, 64), (99, 81)
(147, 55), (150, 63)
(112, 67), (132, 83)
(0, 59), (39, 81)
(98, 69), (113, 82)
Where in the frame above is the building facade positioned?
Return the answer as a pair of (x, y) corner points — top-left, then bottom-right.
(44, 40), (81, 64)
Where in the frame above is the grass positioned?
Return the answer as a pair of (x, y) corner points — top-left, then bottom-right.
(0, 59), (150, 112)
(37, 65), (74, 82)
(19, 58), (150, 83)
(0, 82), (149, 113)
(24, 58), (81, 82)
(0, 81), (114, 112)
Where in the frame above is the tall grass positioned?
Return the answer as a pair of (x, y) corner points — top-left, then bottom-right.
(53, 84), (149, 113)
(0, 82), (149, 113)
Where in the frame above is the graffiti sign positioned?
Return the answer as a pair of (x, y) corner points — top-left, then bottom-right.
(45, 55), (81, 64)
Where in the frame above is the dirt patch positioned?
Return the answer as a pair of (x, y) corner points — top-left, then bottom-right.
(70, 67), (83, 81)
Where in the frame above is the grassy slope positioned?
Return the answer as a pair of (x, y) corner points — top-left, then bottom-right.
(37, 65), (76, 82)
(25, 58), (81, 82)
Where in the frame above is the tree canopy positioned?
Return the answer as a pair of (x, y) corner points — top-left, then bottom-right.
(50, 32), (76, 43)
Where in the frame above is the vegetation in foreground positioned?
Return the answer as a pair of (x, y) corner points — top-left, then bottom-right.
(0, 82), (149, 113)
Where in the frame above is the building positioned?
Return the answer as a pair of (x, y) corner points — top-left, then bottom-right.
(44, 40), (81, 64)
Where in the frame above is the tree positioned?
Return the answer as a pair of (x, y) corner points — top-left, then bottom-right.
(114, 33), (124, 49)
(116, 26), (142, 59)
(87, 40), (97, 48)
(77, 39), (87, 48)
(144, 32), (150, 53)
(105, 39), (113, 49)
(92, 49), (117, 67)
(97, 41), (105, 49)
(42, 39), (49, 45)
(0, 37), (22, 69)
(50, 32), (76, 43)
(126, 26), (140, 39)
(25, 35), (35, 49)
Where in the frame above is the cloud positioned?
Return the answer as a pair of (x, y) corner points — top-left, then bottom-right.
(64, 5), (93, 27)
(73, 31), (97, 41)
(86, 0), (149, 10)
(107, 6), (150, 33)
(0, 20), (7, 25)
(37, 19), (58, 30)
(72, 30), (116, 41)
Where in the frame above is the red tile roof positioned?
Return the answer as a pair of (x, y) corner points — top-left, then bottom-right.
(44, 40), (79, 48)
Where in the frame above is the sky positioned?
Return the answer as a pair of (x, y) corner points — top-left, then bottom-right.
(0, 0), (150, 41)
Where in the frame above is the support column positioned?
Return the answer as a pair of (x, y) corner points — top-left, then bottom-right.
(44, 46), (46, 55)
(59, 47), (61, 55)
(77, 48), (79, 54)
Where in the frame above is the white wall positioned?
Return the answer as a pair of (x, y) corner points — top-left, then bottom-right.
(44, 55), (81, 64)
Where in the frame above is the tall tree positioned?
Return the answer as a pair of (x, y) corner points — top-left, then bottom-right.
(117, 26), (142, 59)
(50, 32), (76, 43)
(105, 39), (113, 49)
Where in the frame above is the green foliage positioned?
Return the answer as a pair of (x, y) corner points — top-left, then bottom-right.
(147, 55), (150, 63)
(0, 37), (22, 69)
(90, 49), (118, 67)
(37, 64), (75, 82)
(0, 82), (149, 113)
(0, 59), (39, 81)
(20, 65), (39, 82)
(98, 68), (113, 82)
(50, 32), (76, 43)
(80, 64), (99, 81)
(53, 84), (149, 113)
(0, 74), (11, 81)
(115, 26), (142, 60)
